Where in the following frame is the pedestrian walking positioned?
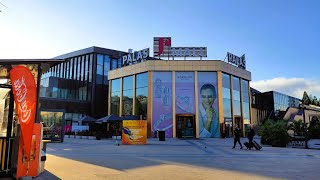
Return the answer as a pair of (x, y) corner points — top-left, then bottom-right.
(232, 126), (243, 149)
(247, 125), (255, 150)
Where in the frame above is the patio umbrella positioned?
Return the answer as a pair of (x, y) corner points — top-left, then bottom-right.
(80, 116), (97, 123)
(95, 114), (123, 124)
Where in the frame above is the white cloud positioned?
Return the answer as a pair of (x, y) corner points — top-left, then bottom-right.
(251, 77), (320, 99)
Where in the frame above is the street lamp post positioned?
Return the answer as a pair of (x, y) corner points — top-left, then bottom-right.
(301, 104), (308, 149)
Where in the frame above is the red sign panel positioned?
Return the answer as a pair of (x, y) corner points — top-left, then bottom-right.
(10, 66), (37, 160)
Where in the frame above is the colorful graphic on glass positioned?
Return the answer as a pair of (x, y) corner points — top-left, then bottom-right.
(198, 72), (220, 138)
(152, 72), (173, 137)
(175, 72), (195, 114)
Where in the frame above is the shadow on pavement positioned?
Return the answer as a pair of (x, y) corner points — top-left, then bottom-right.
(34, 170), (62, 180)
(44, 137), (320, 180)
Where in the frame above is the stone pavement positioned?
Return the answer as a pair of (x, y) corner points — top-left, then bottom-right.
(32, 137), (320, 180)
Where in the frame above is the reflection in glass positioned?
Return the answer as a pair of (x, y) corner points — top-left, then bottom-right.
(135, 72), (148, 118)
(233, 100), (241, 116)
(40, 111), (64, 141)
(232, 76), (240, 91)
(111, 79), (121, 115)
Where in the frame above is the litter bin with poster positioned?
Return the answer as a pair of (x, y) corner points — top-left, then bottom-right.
(157, 131), (165, 141)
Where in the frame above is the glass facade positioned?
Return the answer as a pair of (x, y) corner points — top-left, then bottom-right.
(109, 70), (252, 138)
(40, 54), (93, 101)
(135, 72), (148, 119)
(273, 91), (300, 113)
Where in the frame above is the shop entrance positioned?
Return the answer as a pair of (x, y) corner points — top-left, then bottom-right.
(0, 84), (15, 176)
(176, 115), (195, 138)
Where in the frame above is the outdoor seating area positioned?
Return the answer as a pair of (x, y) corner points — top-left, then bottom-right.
(64, 114), (141, 140)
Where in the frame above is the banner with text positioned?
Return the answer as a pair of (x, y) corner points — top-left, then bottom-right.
(10, 66), (37, 160)
(122, 120), (147, 145)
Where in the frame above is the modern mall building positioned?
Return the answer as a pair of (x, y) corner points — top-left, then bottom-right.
(0, 37), (250, 139)
(108, 59), (251, 138)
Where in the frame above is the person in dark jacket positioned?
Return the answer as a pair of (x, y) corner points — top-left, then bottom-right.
(247, 125), (255, 150)
(232, 126), (243, 149)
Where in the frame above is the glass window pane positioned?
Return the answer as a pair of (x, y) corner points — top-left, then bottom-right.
(232, 90), (240, 101)
(232, 76), (240, 91)
(112, 59), (118, 70)
(111, 79), (121, 92)
(123, 76), (133, 90)
(136, 72), (148, 88)
(241, 79), (249, 93)
(123, 89), (133, 115)
(223, 98), (232, 118)
(222, 73), (230, 88)
(233, 100), (241, 116)
(97, 54), (103, 75)
(222, 87), (231, 99)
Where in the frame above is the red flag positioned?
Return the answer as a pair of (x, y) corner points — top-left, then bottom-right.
(10, 66), (37, 160)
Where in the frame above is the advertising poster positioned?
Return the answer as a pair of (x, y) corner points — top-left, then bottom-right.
(175, 72), (195, 114)
(122, 120), (147, 145)
(198, 72), (220, 138)
(152, 72), (173, 137)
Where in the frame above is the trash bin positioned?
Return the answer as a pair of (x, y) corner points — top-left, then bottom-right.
(158, 131), (165, 141)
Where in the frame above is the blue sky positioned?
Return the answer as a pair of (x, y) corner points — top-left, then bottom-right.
(1, 0), (320, 98)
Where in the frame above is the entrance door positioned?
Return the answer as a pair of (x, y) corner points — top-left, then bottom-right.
(0, 84), (14, 176)
(176, 115), (195, 138)
(234, 116), (242, 136)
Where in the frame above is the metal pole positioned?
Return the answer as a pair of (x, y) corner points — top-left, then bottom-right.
(302, 107), (308, 149)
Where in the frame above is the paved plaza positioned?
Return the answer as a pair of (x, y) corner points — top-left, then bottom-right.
(35, 137), (320, 180)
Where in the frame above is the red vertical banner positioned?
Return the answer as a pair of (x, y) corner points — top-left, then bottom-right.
(10, 66), (37, 160)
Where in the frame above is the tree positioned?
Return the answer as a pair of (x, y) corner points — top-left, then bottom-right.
(312, 96), (319, 106)
(308, 117), (320, 139)
(288, 120), (304, 136)
(302, 91), (311, 105)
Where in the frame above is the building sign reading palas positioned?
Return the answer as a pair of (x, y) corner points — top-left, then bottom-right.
(10, 66), (37, 161)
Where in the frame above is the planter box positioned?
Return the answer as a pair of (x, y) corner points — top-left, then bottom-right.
(308, 139), (320, 149)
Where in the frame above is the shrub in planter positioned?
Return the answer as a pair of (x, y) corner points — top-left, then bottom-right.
(259, 119), (290, 147)
(258, 119), (274, 145)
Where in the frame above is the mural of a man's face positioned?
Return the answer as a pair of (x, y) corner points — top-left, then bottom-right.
(201, 88), (215, 109)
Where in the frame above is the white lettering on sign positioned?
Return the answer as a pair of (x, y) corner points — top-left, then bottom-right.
(227, 52), (246, 69)
(170, 47), (207, 57)
(13, 76), (31, 123)
(122, 48), (149, 66)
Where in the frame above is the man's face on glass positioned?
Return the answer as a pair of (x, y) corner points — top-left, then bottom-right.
(201, 89), (215, 108)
